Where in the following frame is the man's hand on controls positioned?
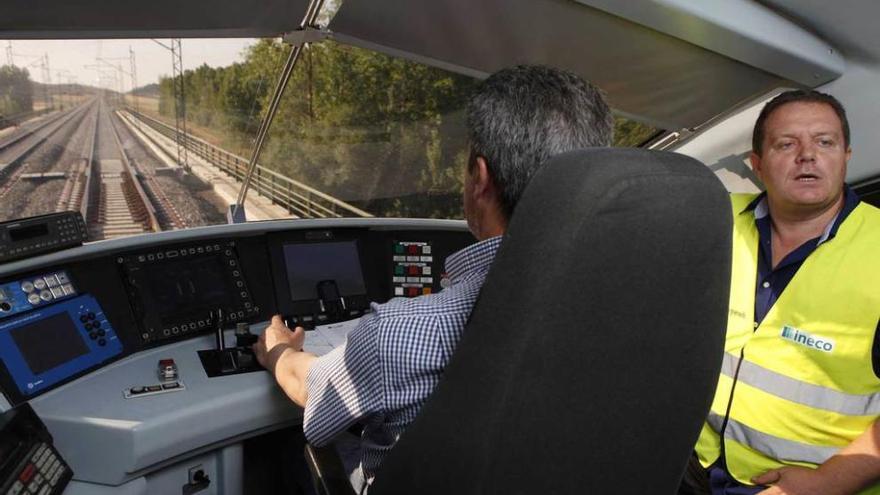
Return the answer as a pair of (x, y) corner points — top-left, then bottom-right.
(253, 315), (305, 374)
(753, 466), (847, 495)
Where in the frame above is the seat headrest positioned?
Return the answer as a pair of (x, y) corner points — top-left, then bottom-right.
(372, 148), (732, 495)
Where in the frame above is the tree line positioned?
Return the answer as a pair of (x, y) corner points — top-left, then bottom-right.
(158, 40), (657, 218)
(0, 65), (34, 116)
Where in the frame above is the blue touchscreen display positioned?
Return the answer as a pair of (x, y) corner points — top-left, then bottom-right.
(0, 294), (122, 396)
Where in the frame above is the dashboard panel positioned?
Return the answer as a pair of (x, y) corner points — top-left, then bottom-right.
(0, 219), (473, 406)
(0, 218), (474, 486)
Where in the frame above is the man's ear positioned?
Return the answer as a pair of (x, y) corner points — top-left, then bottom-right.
(749, 151), (763, 182)
(473, 156), (494, 198)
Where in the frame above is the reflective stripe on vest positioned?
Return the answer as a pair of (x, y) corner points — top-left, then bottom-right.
(720, 352), (880, 416)
(707, 413), (840, 465)
(696, 193), (880, 489)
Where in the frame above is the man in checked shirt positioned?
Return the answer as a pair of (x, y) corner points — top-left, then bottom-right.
(253, 65), (614, 492)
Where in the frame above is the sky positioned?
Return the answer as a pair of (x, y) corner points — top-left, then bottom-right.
(2, 38), (259, 91)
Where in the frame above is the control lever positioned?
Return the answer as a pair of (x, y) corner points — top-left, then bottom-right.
(196, 309), (263, 378)
(317, 279), (345, 319)
(235, 322), (258, 347)
(214, 308), (226, 351)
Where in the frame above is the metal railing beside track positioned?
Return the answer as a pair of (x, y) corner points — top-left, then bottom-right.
(124, 109), (373, 219)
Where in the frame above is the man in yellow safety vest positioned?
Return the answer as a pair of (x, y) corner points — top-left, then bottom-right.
(680, 90), (880, 495)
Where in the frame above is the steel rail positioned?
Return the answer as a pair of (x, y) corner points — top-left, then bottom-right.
(107, 109), (161, 233)
(78, 103), (100, 224)
(0, 102), (92, 187)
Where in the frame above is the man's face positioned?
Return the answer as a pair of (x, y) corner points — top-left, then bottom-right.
(751, 102), (851, 213)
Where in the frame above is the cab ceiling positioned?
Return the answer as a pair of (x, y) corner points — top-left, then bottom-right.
(0, 0), (307, 38)
(329, 0), (794, 130)
(761, 0), (880, 64)
(0, 0), (836, 131)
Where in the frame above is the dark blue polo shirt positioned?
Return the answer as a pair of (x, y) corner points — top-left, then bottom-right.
(751, 186), (861, 326)
(709, 186), (864, 495)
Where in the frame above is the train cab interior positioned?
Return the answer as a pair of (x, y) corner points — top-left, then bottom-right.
(1, 1), (880, 494)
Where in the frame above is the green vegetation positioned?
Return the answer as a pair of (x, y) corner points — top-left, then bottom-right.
(158, 40), (658, 218)
(0, 65), (34, 116)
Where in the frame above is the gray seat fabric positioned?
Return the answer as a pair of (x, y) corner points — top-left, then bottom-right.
(370, 148), (732, 495)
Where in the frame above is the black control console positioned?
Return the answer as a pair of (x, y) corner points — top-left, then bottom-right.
(0, 211), (87, 264)
(197, 312), (262, 378)
(272, 239), (370, 329)
(120, 240), (258, 344)
(0, 403), (73, 495)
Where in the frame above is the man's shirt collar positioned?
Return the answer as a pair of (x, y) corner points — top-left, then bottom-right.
(445, 235), (503, 281)
(741, 185), (861, 245)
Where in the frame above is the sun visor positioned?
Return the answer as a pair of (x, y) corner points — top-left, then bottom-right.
(0, 0), (308, 39)
(329, 0), (791, 130)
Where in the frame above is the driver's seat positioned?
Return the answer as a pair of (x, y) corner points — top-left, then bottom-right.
(312, 148), (732, 495)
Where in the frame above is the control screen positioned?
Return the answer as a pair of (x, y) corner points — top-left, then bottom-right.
(9, 224), (48, 242)
(141, 256), (234, 324)
(122, 241), (257, 344)
(10, 313), (88, 375)
(0, 294), (123, 398)
(283, 241), (367, 301)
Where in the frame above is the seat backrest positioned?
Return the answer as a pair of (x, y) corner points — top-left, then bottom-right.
(370, 148), (732, 495)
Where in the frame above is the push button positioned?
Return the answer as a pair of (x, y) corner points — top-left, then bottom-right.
(98, 338), (106, 346)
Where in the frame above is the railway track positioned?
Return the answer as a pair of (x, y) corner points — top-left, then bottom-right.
(0, 102), (93, 203)
(0, 96), (223, 241)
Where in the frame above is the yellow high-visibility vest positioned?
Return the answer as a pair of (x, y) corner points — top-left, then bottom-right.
(696, 193), (880, 493)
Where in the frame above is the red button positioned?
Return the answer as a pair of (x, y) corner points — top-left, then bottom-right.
(20, 463), (35, 483)
(407, 245), (419, 254)
(408, 266), (420, 275)
(406, 287), (419, 297)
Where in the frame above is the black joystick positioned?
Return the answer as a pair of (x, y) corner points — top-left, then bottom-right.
(235, 322), (258, 347)
(197, 309), (263, 377)
(213, 308), (226, 351)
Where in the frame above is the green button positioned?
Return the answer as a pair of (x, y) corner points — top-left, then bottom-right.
(394, 244), (404, 254)
(395, 266), (404, 275)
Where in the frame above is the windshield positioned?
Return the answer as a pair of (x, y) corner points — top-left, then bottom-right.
(0, 37), (658, 241)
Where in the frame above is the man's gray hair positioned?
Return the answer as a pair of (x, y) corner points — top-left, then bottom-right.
(467, 65), (614, 218)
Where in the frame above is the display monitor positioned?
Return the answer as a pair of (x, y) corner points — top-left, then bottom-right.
(10, 313), (88, 375)
(140, 255), (234, 324)
(283, 241), (367, 301)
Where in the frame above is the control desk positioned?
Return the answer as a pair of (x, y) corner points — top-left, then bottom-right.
(0, 218), (473, 491)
